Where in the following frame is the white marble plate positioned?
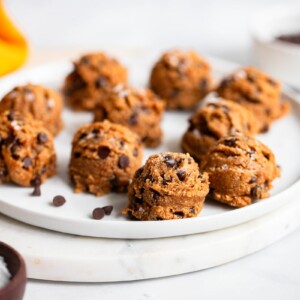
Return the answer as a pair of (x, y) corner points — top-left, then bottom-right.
(0, 50), (299, 239)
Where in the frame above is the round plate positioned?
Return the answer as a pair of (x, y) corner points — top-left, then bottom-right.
(0, 51), (299, 239)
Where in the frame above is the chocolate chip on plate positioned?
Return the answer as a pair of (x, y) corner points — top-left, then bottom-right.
(52, 195), (66, 207)
(118, 154), (129, 169)
(102, 205), (114, 215)
(31, 185), (41, 197)
(92, 207), (105, 220)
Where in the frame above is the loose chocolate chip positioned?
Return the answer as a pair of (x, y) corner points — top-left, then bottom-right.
(133, 148), (138, 157)
(102, 205), (113, 215)
(164, 155), (176, 168)
(7, 112), (15, 121)
(128, 113), (138, 125)
(249, 176), (257, 184)
(224, 137), (237, 147)
(74, 152), (81, 158)
(199, 78), (207, 90)
(23, 157), (32, 169)
(98, 146), (110, 159)
(52, 195), (66, 207)
(118, 154), (129, 169)
(92, 207), (105, 220)
(31, 185), (41, 197)
(37, 132), (48, 144)
(177, 169), (186, 181)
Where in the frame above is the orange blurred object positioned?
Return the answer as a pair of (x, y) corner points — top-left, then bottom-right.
(0, 0), (28, 76)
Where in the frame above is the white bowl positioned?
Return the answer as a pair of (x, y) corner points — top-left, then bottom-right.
(252, 7), (300, 89)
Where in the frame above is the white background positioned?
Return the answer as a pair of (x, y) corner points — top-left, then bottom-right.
(3, 0), (300, 299)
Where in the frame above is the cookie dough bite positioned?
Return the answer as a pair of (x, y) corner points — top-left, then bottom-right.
(181, 98), (259, 162)
(0, 111), (56, 186)
(216, 66), (290, 132)
(94, 85), (164, 148)
(200, 134), (280, 208)
(149, 49), (213, 110)
(123, 152), (209, 220)
(63, 52), (127, 111)
(0, 84), (63, 136)
(69, 120), (143, 196)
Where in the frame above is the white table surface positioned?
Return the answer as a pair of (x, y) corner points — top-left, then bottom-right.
(3, 0), (300, 298)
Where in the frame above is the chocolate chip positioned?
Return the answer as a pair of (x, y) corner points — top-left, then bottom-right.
(30, 176), (41, 187)
(162, 177), (172, 185)
(7, 112), (15, 121)
(176, 169), (186, 181)
(79, 132), (87, 140)
(224, 137), (237, 147)
(81, 56), (90, 64)
(260, 124), (269, 133)
(23, 157), (32, 169)
(102, 205), (113, 215)
(133, 148), (138, 157)
(74, 152), (81, 158)
(52, 195), (66, 207)
(190, 207), (195, 214)
(164, 155), (176, 168)
(4, 133), (15, 146)
(263, 152), (270, 161)
(128, 113), (138, 125)
(174, 212), (184, 218)
(249, 176), (257, 183)
(92, 128), (100, 135)
(134, 197), (143, 204)
(118, 154), (129, 169)
(98, 146), (110, 159)
(199, 78), (207, 90)
(135, 167), (144, 177)
(95, 76), (107, 88)
(31, 185), (41, 197)
(92, 207), (105, 220)
(250, 186), (260, 199)
(119, 141), (125, 149)
(151, 189), (160, 202)
(37, 132), (48, 144)
(10, 143), (18, 153)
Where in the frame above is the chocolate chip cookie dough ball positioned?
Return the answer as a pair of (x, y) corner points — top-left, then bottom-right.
(200, 134), (280, 207)
(63, 52), (127, 111)
(69, 120), (143, 196)
(0, 84), (63, 136)
(94, 85), (164, 148)
(181, 98), (259, 162)
(0, 111), (56, 186)
(123, 152), (209, 220)
(216, 66), (290, 132)
(149, 50), (212, 110)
